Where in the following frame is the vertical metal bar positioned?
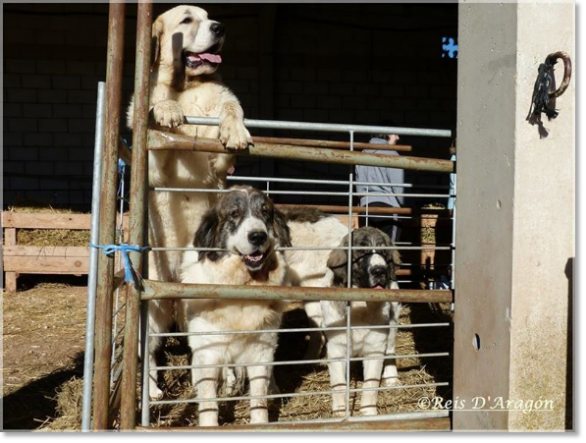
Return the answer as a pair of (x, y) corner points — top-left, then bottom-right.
(111, 163), (126, 385)
(120, 0), (153, 430)
(140, 303), (151, 426)
(345, 130), (355, 418)
(81, 81), (106, 432)
(92, 1), (126, 430)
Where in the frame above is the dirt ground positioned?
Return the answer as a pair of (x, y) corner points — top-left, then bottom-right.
(2, 280), (88, 430)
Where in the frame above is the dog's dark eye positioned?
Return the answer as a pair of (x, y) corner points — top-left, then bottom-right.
(261, 205), (269, 216)
(181, 17), (193, 25)
(230, 208), (240, 218)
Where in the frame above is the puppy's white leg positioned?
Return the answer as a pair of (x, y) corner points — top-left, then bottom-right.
(139, 299), (174, 399)
(246, 363), (271, 424)
(327, 338), (348, 417)
(192, 354), (221, 427)
(360, 331), (387, 416)
(382, 298), (402, 387)
(303, 301), (325, 361)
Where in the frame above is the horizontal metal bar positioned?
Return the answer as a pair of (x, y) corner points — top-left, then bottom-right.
(137, 413), (451, 432)
(149, 381), (450, 406)
(276, 204), (453, 216)
(151, 352), (450, 372)
(147, 245), (452, 252)
(149, 352), (450, 372)
(148, 131), (454, 173)
(140, 280), (453, 303)
(149, 322), (451, 338)
(151, 186), (452, 199)
(183, 116), (452, 138)
(230, 175), (453, 190)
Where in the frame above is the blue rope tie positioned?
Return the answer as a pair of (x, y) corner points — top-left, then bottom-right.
(90, 243), (148, 283)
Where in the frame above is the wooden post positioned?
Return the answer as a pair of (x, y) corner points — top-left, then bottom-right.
(4, 228), (17, 292)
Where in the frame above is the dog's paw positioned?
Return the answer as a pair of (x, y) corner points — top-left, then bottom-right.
(361, 407), (378, 416)
(219, 117), (252, 150)
(153, 100), (184, 128)
(149, 385), (164, 400)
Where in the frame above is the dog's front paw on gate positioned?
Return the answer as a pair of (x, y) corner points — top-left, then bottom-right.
(153, 100), (184, 128)
(219, 118), (252, 150)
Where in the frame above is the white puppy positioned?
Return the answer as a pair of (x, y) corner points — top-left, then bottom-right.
(321, 227), (402, 416)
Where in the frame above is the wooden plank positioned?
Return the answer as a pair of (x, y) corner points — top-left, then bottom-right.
(1, 212), (129, 230)
(3, 246), (90, 274)
(3, 246), (88, 256)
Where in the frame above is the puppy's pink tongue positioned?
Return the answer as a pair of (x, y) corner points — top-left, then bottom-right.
(199, 53), (222, 63)
(373, 285), (384, 290)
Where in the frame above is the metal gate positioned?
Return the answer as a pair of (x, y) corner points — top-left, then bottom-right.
(81, 1), (455, 431)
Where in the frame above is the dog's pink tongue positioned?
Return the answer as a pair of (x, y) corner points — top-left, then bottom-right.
(199, 53), (222, 64)
(373, 285), (384, 290)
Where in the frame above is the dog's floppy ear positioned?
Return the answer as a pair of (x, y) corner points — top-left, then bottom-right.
(327, 235), (349, 287)
(273, 209), (292, 248)
(193, 207), (221, 261)
(151, 16), (164, 68)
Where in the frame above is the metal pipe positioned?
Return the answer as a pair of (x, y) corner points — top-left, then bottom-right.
(149, 382), (450, 405)
(252, 135), (413, 152)
(151, 352), (449, 372)
(137, 413), (450, 431)
(140, 280), (453, 303)
(148, 245), (451, 252)
(276, 204), (453, 216)
(147, 131), (454, 173)
(81, 81), (106, 432)
(92, 1), (125, 431)
(120, 0), (152, 430)
(151, 186), (452, 199)
(148, 322), (451, 337)
(227, 174), (451, 189)
(184, 116), (453, 138)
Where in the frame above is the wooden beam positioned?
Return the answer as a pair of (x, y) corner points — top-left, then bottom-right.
(1, 212), (129, 231)
(3, 246), (90, 274)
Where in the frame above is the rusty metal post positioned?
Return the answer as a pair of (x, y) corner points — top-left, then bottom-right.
(148, 131), (454, 174)
(140, 280), (453, 304)
(119, 0), (153, 430)
(92, 0), (126, 431)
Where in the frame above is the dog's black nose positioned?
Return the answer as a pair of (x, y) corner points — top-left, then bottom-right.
(210, 22), (225, 37)
(370, 266), (387, 279)
(248, 230), (267, 246)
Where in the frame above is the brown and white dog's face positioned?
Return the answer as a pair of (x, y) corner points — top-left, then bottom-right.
(194, 186), (291, 272)
(327, 227), (401, 289)
(153, 5), (225, 77)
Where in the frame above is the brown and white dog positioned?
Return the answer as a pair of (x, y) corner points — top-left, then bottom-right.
(321, 227), (402, 416)
(126, 5), (253, 398)
(178, 186), (290, 426)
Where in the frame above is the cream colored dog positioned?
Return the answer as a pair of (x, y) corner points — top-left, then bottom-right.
(126, 5), (252, 398)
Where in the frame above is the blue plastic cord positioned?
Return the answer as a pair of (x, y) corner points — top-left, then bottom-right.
(90, 243), (148, 283)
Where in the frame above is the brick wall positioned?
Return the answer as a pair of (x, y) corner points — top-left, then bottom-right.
(3, 3), (457, 210)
